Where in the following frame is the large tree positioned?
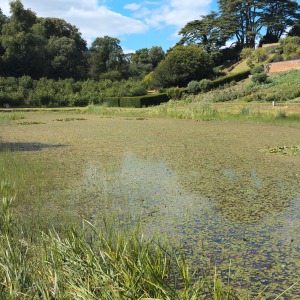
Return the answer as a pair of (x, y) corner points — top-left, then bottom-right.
(128, 46), (165, 79)
(218, 0), (300, 48)
(178, 11), (233, 53)
(88, 36), (126, 80)
(40, 17), (88, 79)
(148, 46), (165, 68)
(0, 0), (47, 77)
(151, 45), (213, 88)
(218, 0), (266, 48)
(262, 0), (300, 40)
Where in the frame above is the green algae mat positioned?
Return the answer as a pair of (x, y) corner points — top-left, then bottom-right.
(1, 112), (300, 298)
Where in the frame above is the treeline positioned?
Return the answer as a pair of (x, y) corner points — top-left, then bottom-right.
(0, 76), (148, 107)
(0, 0), (299, 107)
(0, 1), (165, 82)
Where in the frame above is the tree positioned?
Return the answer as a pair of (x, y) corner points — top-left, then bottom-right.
(178, 11), (232, 53)
(151, 45), (213, 88)
(218, 0), (265, 48)
(0, 8), (8, 74)
(46, 37), (80, 79)
(126, 46), (165, 79)
(0, 0), (47, 77)
(88, 36), (126, 80)
(40, 17), (88, 79)
(262, 0), (300, 41)
(149, 46), (165, 68)
(217, 0), (300, 48)
(288, 24), (300, 37)
(128, 48), (153, 78)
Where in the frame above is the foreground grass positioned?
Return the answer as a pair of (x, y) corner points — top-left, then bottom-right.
(0, 180), (238, 300)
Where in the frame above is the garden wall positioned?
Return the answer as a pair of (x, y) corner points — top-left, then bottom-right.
(264, 59), (300, 73)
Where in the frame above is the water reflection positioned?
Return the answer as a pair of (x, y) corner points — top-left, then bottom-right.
(71, 154), (300, 298)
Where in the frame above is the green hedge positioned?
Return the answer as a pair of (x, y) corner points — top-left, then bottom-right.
(119, 93), (169, 108)
(211, 70), (251, 89)
(103, 97), (120, 107)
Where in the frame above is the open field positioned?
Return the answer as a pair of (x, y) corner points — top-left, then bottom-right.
(1, 110), (300, 298)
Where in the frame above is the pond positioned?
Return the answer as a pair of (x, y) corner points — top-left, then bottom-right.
(2, 113), (300, 298)
(70, 153), (300, 298)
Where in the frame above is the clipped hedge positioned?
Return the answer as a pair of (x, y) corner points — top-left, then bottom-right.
(211, 70), (251, 89)
(119, 93), (169, 108)
(103, 97), (120, 107)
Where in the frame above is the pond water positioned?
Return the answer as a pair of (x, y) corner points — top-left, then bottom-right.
(2, 114), (300, 298)
(71, 153), (300, 298)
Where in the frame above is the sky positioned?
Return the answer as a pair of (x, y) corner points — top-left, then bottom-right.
(0, 0), (219, 53)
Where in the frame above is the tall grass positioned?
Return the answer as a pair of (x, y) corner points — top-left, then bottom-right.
(84, 101), (300, 126)
(0, 179), (240, 299)
(0, 112), (25, 122)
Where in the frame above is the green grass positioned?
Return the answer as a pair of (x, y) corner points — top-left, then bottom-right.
(0, 181), (238, 299)
(0, 112), (26, 122)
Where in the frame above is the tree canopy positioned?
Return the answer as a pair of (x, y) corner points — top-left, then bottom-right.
(0, 1), (164, 82)
(179, 0), (300, 49)
(151, 45), (213, 88)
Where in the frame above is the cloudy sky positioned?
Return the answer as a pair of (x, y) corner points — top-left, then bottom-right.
(0, 0), (218, 52)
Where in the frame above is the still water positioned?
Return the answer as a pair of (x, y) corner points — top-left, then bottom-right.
(70, 154), (300, 298)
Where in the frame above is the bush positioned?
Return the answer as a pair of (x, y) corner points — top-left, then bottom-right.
(167, 87), (183, 100)
(251, 65), (264, 75)
(187, 81), (200, 94)
(267, 53), (284, 63)
(241, 48), (253, 59)
(198, 79), (212, 92)
(252, 72), (268, 84)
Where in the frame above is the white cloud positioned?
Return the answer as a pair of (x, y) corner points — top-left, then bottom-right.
(124, 3), (141, 11)
(144, 0), (212, 28)
(0, 0), (149, 43)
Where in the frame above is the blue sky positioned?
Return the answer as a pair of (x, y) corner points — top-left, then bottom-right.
(0, 0), (218, 52)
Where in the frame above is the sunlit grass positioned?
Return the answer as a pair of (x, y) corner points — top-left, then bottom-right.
(0, 112), (26, 122)
(0, 181), (238, 299)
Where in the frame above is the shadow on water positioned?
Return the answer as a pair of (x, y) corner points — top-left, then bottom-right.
(0, 142), (68, 152)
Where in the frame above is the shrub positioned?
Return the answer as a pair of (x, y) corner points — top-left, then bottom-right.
(187, 81), (200, 94)
(199, 79), (212, 92)
(167, 87), (183, 100)
(252, 72), (268, 84)
(103, 97), (120, 107)
(251, 65), (264, 75)
(241, 48), (253, 59)
(267, 53), (284, 63)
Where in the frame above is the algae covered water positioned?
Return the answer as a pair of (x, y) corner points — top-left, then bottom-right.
(2, 112), (300, 298)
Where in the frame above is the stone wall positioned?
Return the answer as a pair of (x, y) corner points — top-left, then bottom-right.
(264, 59), (300, 73)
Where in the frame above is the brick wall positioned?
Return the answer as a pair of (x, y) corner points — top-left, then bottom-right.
(264, 59), (300, 73)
